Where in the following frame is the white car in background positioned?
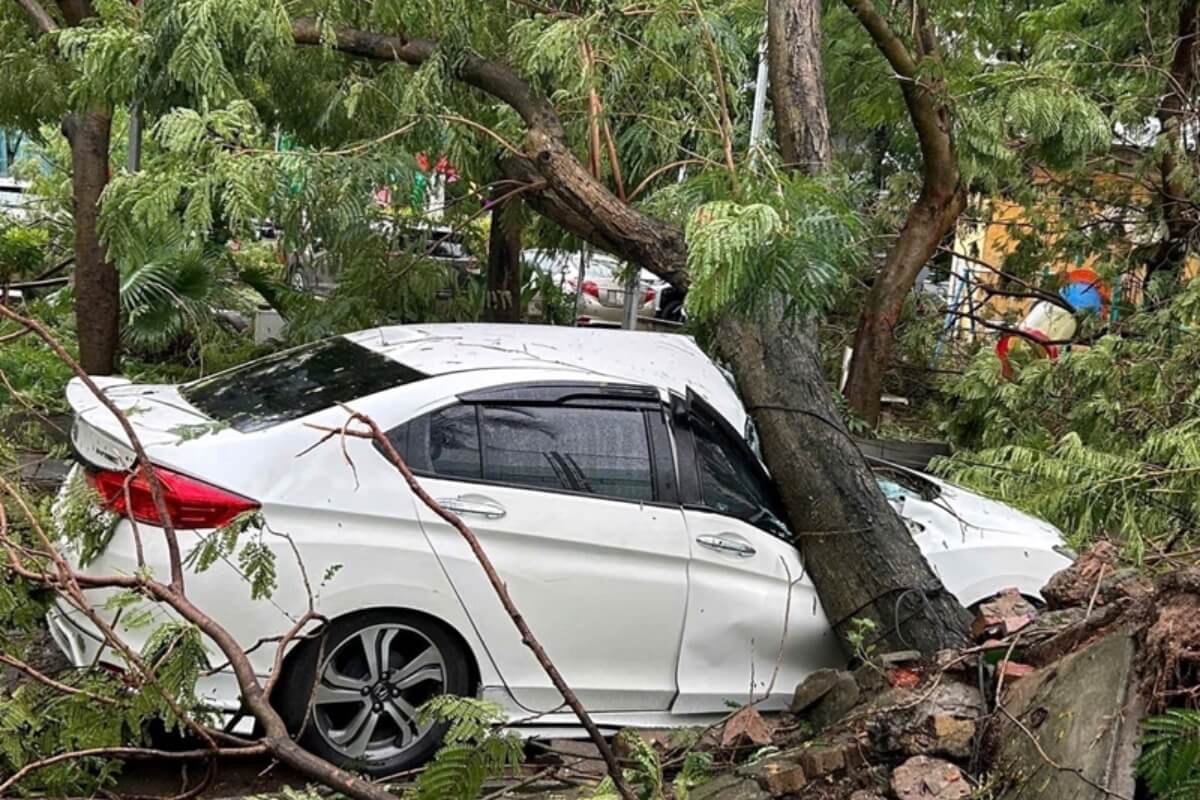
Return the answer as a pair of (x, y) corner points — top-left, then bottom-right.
(524, 249), (658, 325)
(51, 324), (1071, 776)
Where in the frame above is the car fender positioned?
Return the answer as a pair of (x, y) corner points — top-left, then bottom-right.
(924, 545), (1072, 607)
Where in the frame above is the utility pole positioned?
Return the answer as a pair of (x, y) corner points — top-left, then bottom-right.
(748, 22), (770, 168)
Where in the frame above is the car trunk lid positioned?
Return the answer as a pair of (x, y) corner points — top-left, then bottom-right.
(67, 376), (217, 470)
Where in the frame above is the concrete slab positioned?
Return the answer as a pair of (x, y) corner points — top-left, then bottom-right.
(990, 630), (1142, 800)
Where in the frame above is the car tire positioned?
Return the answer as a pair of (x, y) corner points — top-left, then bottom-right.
(276, 609), (473, 777)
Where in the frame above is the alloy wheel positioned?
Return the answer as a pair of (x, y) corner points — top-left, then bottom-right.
(311, 623), (446, 763)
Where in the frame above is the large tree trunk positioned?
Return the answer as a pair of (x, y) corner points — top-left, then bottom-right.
(718, 0), (969, 656)
(485, 190), (523, 323)
(720, 307), (970, 654)
(63, 110), (120, 375)
(766, 0), (830, 172)
(840, 0), (966, 428)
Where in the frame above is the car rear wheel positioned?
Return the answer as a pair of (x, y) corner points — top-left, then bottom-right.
(277, 610), (472, 776)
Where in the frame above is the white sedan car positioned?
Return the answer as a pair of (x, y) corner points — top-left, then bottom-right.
(50, 324), (1070, 776)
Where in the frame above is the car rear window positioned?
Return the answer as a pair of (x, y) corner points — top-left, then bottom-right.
(182, 337), (425, 433)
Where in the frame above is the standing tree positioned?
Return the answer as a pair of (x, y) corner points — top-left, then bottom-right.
(7, 0), (120, 373)
(838, 0), (966, 428)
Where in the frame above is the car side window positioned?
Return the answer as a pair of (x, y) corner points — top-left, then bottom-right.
(690, 415), (791, 538)
(429, 405), (483, 479)
(389, 401), (659, 503)
(480, 405), (655, 502)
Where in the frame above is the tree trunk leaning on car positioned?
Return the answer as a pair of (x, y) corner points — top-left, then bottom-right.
(717, 0), (970, 656)
(290, 8), (971, 657)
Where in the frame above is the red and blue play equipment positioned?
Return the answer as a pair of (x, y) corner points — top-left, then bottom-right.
(996, 268), (1109, 378)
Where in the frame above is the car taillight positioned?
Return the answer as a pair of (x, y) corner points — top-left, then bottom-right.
(643, 287), (656, 304)
(581, 280), (600, 298)
(87, 466), (259, 529)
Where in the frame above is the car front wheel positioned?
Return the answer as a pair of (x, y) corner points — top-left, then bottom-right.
(277, 610), (473, 776)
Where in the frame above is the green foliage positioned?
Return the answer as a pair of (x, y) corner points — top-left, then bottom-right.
(590, 729), (669, 800)
(406, 696), (523, 800)
(137, 622), (213, 732)
(1139, 709), (1200, 799)
(670, 172), (860, 323)
(181, 511), (280, 600)
(0, 224), (49, 283)
(936, 279), (1200, 559)
(846, 617), (878, 664)
(672, 751), (714, 799)
(118, 240), (230, 352)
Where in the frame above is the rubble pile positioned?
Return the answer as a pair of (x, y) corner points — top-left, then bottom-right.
(529, 544), (1200, 799)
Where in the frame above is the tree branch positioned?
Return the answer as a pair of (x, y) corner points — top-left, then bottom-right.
(12, 0), (58, 34)
(841, 0), (957, 195)
(0, 744), (266, 797)
(290, 17), (691, 289)
(0, 305), (185, 591)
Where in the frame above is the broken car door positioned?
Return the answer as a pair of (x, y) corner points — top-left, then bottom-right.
(671, 397), (842, 714)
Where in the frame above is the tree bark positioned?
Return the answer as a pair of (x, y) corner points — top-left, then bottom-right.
(842, 185), (964, 426)
(719, 0), (969, 656)
(63, 110), (120, 375)
(485, 189), (523, 322)
(719, 306), (971, 655)
(840, 0), (966, 427)
(766, 0), (830, 171)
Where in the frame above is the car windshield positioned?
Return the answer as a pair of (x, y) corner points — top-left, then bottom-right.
(182, 337), (426, 433)
(870, 463), (941, 501)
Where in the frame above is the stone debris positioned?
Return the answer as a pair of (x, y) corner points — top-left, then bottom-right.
(889, 756), (971, 800)
(987, 631), (1142, 800)
(859, 678), (985, 761)
(790, 668), (860, 730)
(1041, 541), (1118, 609)
(721, 705), (774, 749)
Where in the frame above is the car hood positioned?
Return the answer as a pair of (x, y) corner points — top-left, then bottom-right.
(914, 475), (1064, 544)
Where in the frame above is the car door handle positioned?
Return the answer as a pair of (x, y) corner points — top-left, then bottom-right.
(696, 533), (756, 557)
(436, 496), (507, 520)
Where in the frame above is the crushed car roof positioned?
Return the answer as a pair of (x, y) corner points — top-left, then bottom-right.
(344, 323), (748, 433)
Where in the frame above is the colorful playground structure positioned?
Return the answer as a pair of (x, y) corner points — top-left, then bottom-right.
(995, 268), (1110, 378)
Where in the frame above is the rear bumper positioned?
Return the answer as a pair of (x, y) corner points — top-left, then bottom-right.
(45, 601), (256, 734)
(46, 601), (104, 667)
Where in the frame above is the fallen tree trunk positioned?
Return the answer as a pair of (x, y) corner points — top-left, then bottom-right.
(721, 307), (971, 655)
(721, 0), (969, 656)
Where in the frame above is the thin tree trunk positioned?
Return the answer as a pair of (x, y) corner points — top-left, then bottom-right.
(485, 190), (523, 323)
(840, 0), (966, 428)
(63, 110), (120, 375)
(842, 187), (965, 426)
(720, 0), (969, 656)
